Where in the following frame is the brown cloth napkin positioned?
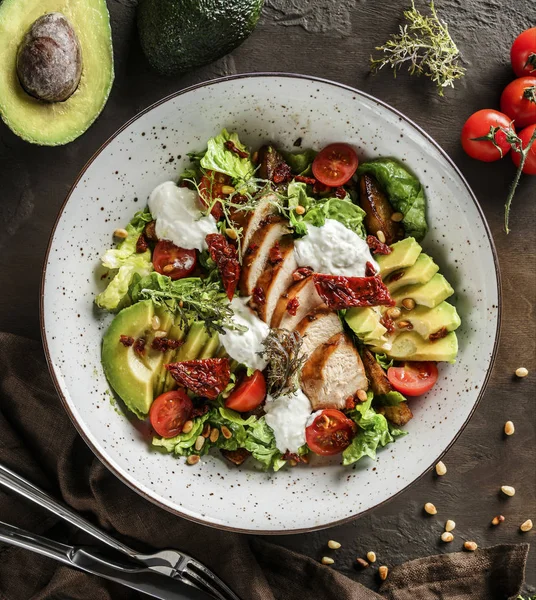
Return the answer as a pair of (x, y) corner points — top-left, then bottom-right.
(0, 332), (529, 600)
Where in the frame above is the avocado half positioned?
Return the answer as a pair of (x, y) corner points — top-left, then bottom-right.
(0, 0), (114, 146)
(138, 0), (264, 75)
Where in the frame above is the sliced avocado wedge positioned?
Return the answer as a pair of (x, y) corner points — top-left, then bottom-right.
(386, 253), (439, 294)
(345, 307), (387, 343)
(199, 331), (220, 359)
(399, 302), (461, 340)
(391, 273), (454, 309)
(152, 310), (187, 398)
(372, 331), (458, 363)
(377, 237), (421, 278)
(0, 0), (114, 145)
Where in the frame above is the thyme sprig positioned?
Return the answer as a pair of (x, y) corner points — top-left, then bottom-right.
(370, 1), (465, 96)
(260, 329), (307, 398)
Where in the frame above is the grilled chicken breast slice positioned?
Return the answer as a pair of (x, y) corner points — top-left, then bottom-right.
(294, 307), (343, 360)
(271, 276), (323, 329)
(231, 193), (277, 254)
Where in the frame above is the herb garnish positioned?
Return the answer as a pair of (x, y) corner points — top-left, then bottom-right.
(260, 329), (307, 398)
(370, 1), (465, 96)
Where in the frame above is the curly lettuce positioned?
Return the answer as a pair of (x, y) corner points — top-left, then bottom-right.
(244, 417), (286, 471)
(200, 129), (254, 182)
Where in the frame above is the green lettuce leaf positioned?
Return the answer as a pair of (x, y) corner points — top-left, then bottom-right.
(287, 181), (314, 235)
(374, 390), (407, 406)
(200, 129), (254, 182)
(244, 418), (286, 471)
(356, 158), (428, 241)
(152, 412), (211, 456)
(207, 407), (257, 451)
(304, 197), (367, 239)
(374, 353), (394, 370)
(282, 149), (317, 174)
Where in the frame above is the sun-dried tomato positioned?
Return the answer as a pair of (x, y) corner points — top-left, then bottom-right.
(165, 358), (231, 399)
(136, 234), (149, 253)
(312, 274), (395, 310)
(199, 171), (231, 221)
(205, 233), (240, 301)
(144, 220), (158, 241)
(133, 337), (146, 356)
(272, 162), (292, 184)
(281, 451), (308, 463)
(389, 270), (405, 282)
(151, 337), (184, 352)
(224, 140), (249, 159)
(345, 396), (357, 411)
(380, 313), (396, 334)
(334, 186), (346, 199)
(119, 335), (134, 347)
(294, 175), (316, 185)
(252, 286), (266, 306)
(366, 235), (392, 255)
(429, 327), (448, 342)
(191, 403), (211, 419)
(286, 297), (300, 316)
(292, 266), (313, 281)
(365, 261), (377, 277)
(269, 242), (283, 264)
(313, 180), (331, 195)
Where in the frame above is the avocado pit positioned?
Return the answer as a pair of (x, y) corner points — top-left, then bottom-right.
(16, 12), (82, 103)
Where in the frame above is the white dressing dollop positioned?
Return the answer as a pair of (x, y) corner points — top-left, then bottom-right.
(220, 297), (269, 371)
(148, 181), (218, 251)
(294, 219), (378, 277)
(264, 389), (312, 453)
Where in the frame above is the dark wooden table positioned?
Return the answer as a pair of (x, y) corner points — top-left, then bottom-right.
(1, 0), (534, 592)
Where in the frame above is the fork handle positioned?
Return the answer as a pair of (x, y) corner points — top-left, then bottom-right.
(0, 463), (136, 558)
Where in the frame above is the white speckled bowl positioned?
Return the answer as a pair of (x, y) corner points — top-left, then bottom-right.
(41, 74), (501, 533)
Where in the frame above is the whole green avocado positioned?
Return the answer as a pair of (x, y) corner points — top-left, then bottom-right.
(137, 0), (264, 75)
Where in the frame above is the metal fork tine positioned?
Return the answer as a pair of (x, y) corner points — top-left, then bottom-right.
(182, 568), (229, 600)
(184, 560), (241, 600)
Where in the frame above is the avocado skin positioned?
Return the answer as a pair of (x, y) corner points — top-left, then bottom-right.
(137, 0), (264, 75)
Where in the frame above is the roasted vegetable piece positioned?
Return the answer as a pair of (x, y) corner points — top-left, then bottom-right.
(378, 402), (413, 426)
(257, 145), (292, 183)
(361, 348), (393, 396)
(359, 174), (404, 245)
(221, 448), (251, 466)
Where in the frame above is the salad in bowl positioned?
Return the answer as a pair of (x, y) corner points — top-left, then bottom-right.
(97, 129), (461, 471)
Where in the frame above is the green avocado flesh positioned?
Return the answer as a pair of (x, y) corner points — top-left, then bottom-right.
(0, 0), (114, 145)
(373, 331), (459, 363)
(137, 0), (264, 75)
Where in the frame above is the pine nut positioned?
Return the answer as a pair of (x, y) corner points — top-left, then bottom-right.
(182, 420), (194, 434)
(435, 461), (447, 476)
(397, 320), (411, 329)
(378, 565), (389, 580)
(386, 307), (401, 319)
(515, 367), (528, 378)
(391, 212), (404, 222)
(327, 540), (341, 549)
(210, 428), (220, 443)
(154, 330), (167, 338)
(367, 551), (377, 563)
(162, 264), (174, 274)
(402, 298), (416, 310)
(289, 459), (298, 467)
(221, 425), (232, 439)
(356, 558), (369, 568)
(151, 315), (161, 330)
(356, 389), (368, 402)
(186, 455), (200, 465)
(464, 541), (478, 551)
(424, 502), (437, 515)
(491, 515), (505, 526)
(201, 424), (211, 438)
(376, 230), (386, 243)
(194, 435), (205, 451)
(501, 485), (515, 497)
(504, 421), (515, 435)
(441, 532), (454, 543)
(321, 556), (334, 565)
(113, 228), (129, 239)
(445, 520), (456, 532)
(295, 205), (306, 215)
(221, 185), (235, 195)
(520, 519), (533, 532)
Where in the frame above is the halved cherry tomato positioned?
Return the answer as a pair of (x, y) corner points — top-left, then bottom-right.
(461, 110), (514, 162)
(387, 362), (439, 397)
(312, 143), (358, 187)
(199, 170), (231, 220)
(511, 28), (536, 77)
(305, 409), (357, 456)
(511, 123), (536, 175)
(153, 240), (197, 280)
(149, 389), (193, 438)
(500, 77), (536, 130)
(225, 370), (266, 412)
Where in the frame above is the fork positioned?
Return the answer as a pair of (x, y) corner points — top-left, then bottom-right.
(0, 463), (240, 600)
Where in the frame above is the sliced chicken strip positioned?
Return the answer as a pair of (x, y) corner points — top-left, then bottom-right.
(250, 236), (298, 324)
(294, 307), (343, 360)
(231, 193), (277, 254)
(301, 332), (368, 411)
(271, 276), (323, 329)
(239, 215), (290, 296)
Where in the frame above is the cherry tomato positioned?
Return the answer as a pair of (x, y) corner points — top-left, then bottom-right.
(225, 370), (266, 412)
(312, 143), (358, 187)
(387, 362), (439, 397)
(199, 170), (231, 220)
(500, 77), (536, 129)
(149, 390), (193, 438)
(305, 409), (357, 456)
(461, 110), (514, 162)
(511, 28), (536, 77)
(153, 240), (197, 280)
(511, 124), (536, 175)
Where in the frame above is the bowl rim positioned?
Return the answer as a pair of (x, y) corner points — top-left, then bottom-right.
(40, 72), (502, 535)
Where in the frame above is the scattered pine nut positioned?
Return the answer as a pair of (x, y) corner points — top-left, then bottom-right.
(367, 551), (377, 563)
(289, 459), (298, 467)
(194, 435), (205, 451)
(321, 556), (334, 565)
(386, 307), (401, 319)
(515, 367), (528, 378)
(441, 532), (454, 543)
(154, 330), (167, 338)
(356, 389), (368, 402)
(186, 455), (200, 465)
(378, 565), (389, 580)
(501, 485), (515, 497)
(356, 557), (369, 568)
(435, 461), (447, 476)
(151, 315), (161, 330)
(113, 228), (129, 239)
(424, 502), (437, 515)
(402, 298), (416, 310)
(162, 264), (174, 274)
(520, 519), (533, 532)
(445, 520), (456, 532)
(182, 420), (194, 434)
(201, 423), (211, 438)
(225, 228), (238, 240)
(491, 515), (505, 526)
(504, 421), (515, 436)
(397, 320), (412, 329)
(221, 185), (235, 195)
(295, 205), (306, 215)
(209, 428), (220, 443)
(391, 212), (404, 222)
(327, 540), (341, 549)
(376, 230), (386, 243)
(221, 425), (232, 439)
(464, 541), (478, 551)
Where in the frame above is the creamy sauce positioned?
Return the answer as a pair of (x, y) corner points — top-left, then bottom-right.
(148, 181), (218, 251)
(264, 389), (312, 453)
(220, 297), (270, 371)
(294, 219), (379, 277)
